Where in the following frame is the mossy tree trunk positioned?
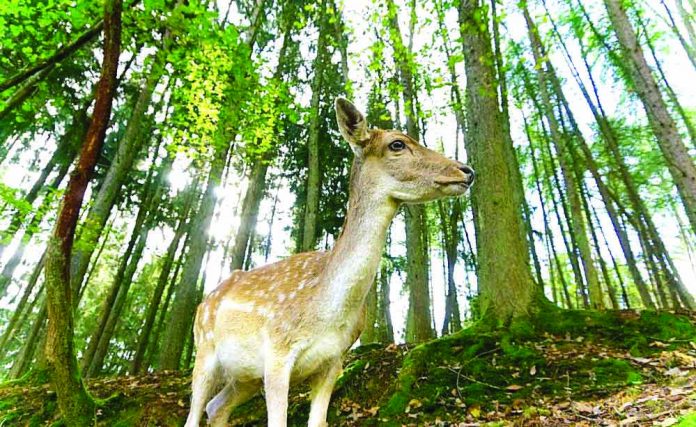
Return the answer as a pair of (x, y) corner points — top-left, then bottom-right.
(458, 0), (540, 326)
(43, 0), (122, 423)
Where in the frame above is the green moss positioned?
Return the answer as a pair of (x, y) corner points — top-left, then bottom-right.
(677, 411), (696, 426)
(335, 359), (367, 390)
(593, 359), (642, 386)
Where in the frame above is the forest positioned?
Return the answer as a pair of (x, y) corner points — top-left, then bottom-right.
(0, 0), (695, 425)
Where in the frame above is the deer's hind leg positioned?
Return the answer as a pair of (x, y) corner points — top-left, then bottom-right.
(185, 348), (220, 427)
(206, 379), (260, 426)
(307, 358), (342, 427)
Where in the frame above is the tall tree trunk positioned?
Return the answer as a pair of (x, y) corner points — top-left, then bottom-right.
(438, 200), (462, 335)
(385, 0), (434, 342)
(10, 300), (47, 379)
(604, 0), (696, 236)
(544, 8), (658, 309)
(69, 48), (167, 300)
(523, 5), (604, 310)
(159, 142), (230, 370)
(459, 0), (539, 325)
(636, 10), (696, 145)
(523, 115), (573, 309)
(42, 0), (121, 423)
(301, 0), (328, 252)
(86, 229), (147, 377)
(130, 186), (194, 374)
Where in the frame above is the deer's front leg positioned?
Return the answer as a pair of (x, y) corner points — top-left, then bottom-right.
(307, 358), (342, 427)
(264, 354), (294, 427)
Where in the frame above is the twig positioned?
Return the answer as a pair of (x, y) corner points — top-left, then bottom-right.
(446, 366), (506, 391)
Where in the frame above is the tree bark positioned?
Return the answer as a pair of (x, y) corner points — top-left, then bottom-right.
(459, 0), (539, 325)
(42, 0), (121, 423)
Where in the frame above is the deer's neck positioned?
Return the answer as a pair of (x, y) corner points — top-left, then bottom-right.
(320, 165), (398, 314)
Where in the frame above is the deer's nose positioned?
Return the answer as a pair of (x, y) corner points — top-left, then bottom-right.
(458, 164), (475, 185)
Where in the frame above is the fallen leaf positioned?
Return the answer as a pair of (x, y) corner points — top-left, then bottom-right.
(658, 417), (678, 427)
(530, 365), (537, 376)
(573, 401), (595, 414)
(506, 384), (524, 391)
(468, 404), (481, 418)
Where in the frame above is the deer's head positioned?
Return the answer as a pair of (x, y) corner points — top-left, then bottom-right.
(336, 98), (474, 204)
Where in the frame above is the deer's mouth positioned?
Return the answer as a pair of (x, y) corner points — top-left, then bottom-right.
(435, 179), (470, 187)
(435, 179), (470, 195)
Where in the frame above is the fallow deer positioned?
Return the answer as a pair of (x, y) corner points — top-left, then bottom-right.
(185, 98), (474, 427)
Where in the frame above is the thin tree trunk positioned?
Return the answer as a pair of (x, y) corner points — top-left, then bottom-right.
(523, 5), (603, 310)
(523, 114), (573, 309)
(544, 7), (658, 309)
(10, 300), (47, 379)
(130, 186), (194, 374)
(661, 0), (696, 70)
(0, 253), (45, 359)
(377, 257), (394, 342)
(636, 10), (696, 145)
(159, 140), (230, 370)
(301, 0), (328, 252)
(86, 229), (147, 377)
(385, 0), (434, 342)
(147, 237), (187, 370)
(676, 0), (696, 60)
(42, 1), (121, 423)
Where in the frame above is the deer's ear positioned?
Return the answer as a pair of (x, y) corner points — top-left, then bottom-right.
(335, 97), (370, 150)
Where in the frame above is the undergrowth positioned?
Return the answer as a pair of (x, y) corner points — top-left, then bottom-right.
(0, 310), (694, 426)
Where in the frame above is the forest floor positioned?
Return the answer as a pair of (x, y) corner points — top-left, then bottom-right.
(1, 310), (695, 426)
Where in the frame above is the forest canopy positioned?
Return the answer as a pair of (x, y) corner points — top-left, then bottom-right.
(0, 0), (695, 425)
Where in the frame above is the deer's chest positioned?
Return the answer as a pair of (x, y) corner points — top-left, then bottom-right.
(291, 309), (364, 379)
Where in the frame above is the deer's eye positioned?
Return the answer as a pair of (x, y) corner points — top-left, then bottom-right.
(389, 140), (406, 151)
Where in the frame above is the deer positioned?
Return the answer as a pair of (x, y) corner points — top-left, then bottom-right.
(184, 98), (474, 427)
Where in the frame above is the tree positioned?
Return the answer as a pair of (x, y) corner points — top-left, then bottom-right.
(42, 0), (121, 423)
(384, 0), (435, 343)
(459, 0), (540, 325)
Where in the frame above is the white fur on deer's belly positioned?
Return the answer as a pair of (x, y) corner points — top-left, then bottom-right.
(212, 297), (362, 383)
